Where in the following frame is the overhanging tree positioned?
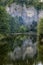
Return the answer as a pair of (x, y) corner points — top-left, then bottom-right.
(37, 19), (43, 44)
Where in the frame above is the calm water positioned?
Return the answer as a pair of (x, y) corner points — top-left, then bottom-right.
(0, 35), (43, 65)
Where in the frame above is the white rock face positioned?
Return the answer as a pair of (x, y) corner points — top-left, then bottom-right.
(6, 3), (22, 17)
(6, 3), (38, 25)
(6, 3), (43, 26)
(22, 6), (38, 25)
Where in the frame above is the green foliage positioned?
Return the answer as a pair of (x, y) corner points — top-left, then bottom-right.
(13, 16), (21, 33)
(0, 6), (10, 33)
(0, 0), (13, 6)
(9, 16), (20, 33)
(0, 6), (12, 64)
(38, 44), (43, 62)
(6, 0), (43, 10)
(0, 33), (10, 65)
(32, 0), (43, 10)
(19, 25), (29, 32)
(13, 35), (28, 47)
(5, 0), (14, 6)
(0, 0), (43, 10)
(37, 19), (43, 45)
(0, 44), (9, 65)
(0, 0), (6, 6)
(38, 19), (43, 35)
(8, 16), (29, 33)
(13, 0), (27, 6)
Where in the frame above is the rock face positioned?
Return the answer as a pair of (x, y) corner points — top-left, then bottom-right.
(8, 39), (37, 61)
(6, 3), (43, 23)
(6, 3), (22, 17)
(22, 6), (38, 26)
(6, 3), (43, 28)
(6, 3), (38, 26)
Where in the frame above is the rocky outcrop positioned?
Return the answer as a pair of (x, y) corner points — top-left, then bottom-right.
(6, 3), (38, 26)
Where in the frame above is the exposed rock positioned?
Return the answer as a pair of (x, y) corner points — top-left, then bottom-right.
(6, 3), (43, 27)
(6, 4), (38, 26)
(22, 6), (38, 26)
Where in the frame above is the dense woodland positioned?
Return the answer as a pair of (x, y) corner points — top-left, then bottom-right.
(0, 0), (43, 65)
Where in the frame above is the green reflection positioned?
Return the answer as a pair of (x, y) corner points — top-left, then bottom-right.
(0, 34), (43, 65)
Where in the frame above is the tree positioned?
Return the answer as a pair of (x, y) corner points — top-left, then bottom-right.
(33, 0), (43, 10)
(38, 19), (43, 35)
(19, 25), (29, 32)
(0, 0), (13, 6)
(0, 6), (10, 33)
(37, 19), (43, 44)
(0, 43), (9, 65)
(0, 6), (12, 65)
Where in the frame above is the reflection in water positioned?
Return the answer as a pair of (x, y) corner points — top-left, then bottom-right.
(8, 35), (37, 61)
(0, 35), (43, 65)
(38, 62), (42, 65)
(33, 62), (43, 65)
